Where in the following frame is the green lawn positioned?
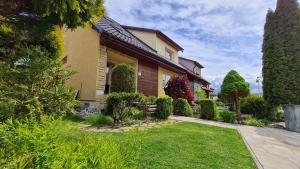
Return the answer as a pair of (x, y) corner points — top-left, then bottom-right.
(1, 118), (256, 168)
(100, 122), (257, 169)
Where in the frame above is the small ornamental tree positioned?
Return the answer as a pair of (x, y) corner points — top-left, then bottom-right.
(220, 70), (250, 121)
(111, 64), (136, 93)
(164, 75), (194, 104)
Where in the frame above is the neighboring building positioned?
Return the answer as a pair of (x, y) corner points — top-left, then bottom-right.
(179, 57), (214, 100)
(63, 16), (186, 108)
(63, 16), (214, 109)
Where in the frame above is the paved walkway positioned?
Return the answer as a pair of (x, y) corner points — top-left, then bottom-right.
(169, 116), (300, 169)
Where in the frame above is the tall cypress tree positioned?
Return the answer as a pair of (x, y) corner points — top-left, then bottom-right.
(262, 0), (300, 106)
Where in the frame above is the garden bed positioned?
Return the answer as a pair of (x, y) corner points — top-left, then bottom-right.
(78, 119), (179, 132)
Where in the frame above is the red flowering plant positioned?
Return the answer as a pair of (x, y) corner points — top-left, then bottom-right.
(164, 75), (194, 104)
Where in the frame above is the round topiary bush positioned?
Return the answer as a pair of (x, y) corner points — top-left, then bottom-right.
(173, 98), (193, 117)
(154, 97), (173, 119)
(199, 99), (217, 120)
(111, 64), (136, 93)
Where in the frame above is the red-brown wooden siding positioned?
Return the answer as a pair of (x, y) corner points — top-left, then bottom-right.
(138, 60), (158, 96)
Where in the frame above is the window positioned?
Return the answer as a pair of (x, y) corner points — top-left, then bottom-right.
(162, 74), (171, 87)
(165, 49), (173, 60)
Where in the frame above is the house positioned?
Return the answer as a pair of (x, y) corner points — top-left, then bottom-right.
(179, 57), (215, 100)
(63, 16), (214, 109)
(63, 16), (186, 108)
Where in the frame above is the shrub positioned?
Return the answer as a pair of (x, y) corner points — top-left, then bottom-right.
(0, 116), (138, 168)
(196, 88), (207, 101)
(123, 107), (145, 120)
(216, 100), (225, 107)
(110, 64), (136, 93)
(269, 106), (284, 122)
(164, 75), (194, 104)
(220, 111), (236, 123)
(85, 114), (113, 126)
(244, 117), (265, 127)
(173, 98), (193, 117)
(154, 97), (173, 119)
(104, 92), (146, 121)
(0, 46), (76, 122)
(199, 99), (217, 120)
(241, 95), (268, 119)
(145, 96), (157, 104)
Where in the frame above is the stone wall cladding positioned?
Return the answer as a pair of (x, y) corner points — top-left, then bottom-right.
(75, 101), (104, 119)
(96, 45), (107, 90)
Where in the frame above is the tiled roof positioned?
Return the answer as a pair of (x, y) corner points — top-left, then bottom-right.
(93, 16), (185, 70)
(179, 57), (204, 68)
(180, 64), (210, 84)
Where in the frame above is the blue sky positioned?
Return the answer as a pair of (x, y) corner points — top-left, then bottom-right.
(104, 0), (277, 93)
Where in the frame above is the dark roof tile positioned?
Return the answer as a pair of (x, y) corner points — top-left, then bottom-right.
(93, 16), (185, 70)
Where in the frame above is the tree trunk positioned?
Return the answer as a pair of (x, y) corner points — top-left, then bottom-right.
(234, 94), (242, 122)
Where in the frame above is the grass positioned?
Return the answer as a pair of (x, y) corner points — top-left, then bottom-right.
(244, 117), (265, 127)
(100, 122), (257, 169)
(2, 116), (256, 168)
(84, 114), (114, 126)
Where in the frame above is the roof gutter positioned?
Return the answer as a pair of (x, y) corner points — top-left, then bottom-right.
(100, 32), (186, 74)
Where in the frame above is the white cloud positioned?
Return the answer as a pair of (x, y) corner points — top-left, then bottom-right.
(104, 0), (277, 92)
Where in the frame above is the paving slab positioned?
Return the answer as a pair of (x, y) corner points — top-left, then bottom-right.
(169, 115), (300, 169)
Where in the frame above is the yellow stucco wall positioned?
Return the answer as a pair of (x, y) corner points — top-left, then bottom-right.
(126, 29), (179, 63)
(158, 67), (178, 97)
(127, 29), (157, 50)
(63, 26), (101, 101)
(155, 37), (179, 63)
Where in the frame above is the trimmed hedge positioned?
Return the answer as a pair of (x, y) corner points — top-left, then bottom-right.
(111, 64), (136, 93)
(173, 98), (193, 117)
(241, 95), (268, 119)
(199, 99), (217, 120)
(154, 97), (173, 119)
(220, 111), (236, 123)
(104, 92), (146, 120)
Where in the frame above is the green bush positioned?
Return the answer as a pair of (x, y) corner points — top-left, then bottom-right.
(85, 114), (113, 126)
(0, 116), (138, 168)
(0, 46), (76, 122)
(173, 98), (193, 117)
(216, 100), (225, 107)
(145, 96), (157, 104)
(269, 106), (284, 122)
(199, 99), (217, 120)
(244, 117), (265, 127)
(104, 92), (146, 121)
(111, 64), (136, 93)
(241, 95), (268, 119)
(154, 97), (173, 119)
(220, 111), (236, 123)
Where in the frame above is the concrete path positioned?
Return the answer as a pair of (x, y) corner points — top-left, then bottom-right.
(169, 116), (300, 169)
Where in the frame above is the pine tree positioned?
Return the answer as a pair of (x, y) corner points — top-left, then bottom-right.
(220, 70), (250, 121)
(262, 0), (300, 106)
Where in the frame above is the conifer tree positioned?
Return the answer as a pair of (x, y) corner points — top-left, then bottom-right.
(220, 70), (250, 121)
(262, 0), (300, 106)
